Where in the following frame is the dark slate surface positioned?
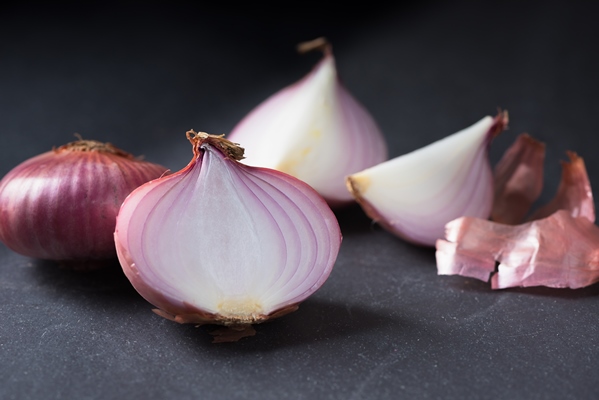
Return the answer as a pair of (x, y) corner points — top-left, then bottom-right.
(1, 1), (598, 399)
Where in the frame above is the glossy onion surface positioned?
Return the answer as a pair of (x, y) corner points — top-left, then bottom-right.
(0, 140), (167, 262)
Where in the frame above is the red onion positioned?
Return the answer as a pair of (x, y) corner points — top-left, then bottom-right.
(114, 131), (342, 342)
(0, 139), (168, 267)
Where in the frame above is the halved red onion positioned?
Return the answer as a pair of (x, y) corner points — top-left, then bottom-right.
(0, 139), (168, 267)
(346, 111), (508, 247)
(437, 147), (597, 289)
(227, 37), (388, 208)
(114, 131), (342, 342)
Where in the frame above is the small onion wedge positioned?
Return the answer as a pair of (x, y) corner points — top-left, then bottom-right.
(347, 111), (508, 247)
(114, 131), (342, 342)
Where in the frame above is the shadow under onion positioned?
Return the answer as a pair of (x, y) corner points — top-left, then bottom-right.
(174, 298), (404, 350)
(29, 257), (144, 305)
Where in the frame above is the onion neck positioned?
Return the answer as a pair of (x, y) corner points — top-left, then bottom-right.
(186, 130), (245, 162)
(296, 36), (332, 57)
(54, 139), (135, 159)
(488, 110), (509, 143)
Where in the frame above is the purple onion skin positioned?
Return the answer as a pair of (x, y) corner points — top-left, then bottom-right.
(0, 141), (168, 262)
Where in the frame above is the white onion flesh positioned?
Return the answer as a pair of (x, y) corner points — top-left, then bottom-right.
(114, 131), (342, 330)
(228, 39), (388, 208)
(347, 112), (508, 247)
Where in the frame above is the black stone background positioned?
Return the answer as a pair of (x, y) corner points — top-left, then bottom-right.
(1, 1), (598, 399)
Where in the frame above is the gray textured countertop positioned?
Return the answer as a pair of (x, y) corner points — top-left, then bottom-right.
(1, 1), (598, 399)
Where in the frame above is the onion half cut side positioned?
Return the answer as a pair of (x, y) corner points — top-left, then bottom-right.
(114, 131), (342, 342)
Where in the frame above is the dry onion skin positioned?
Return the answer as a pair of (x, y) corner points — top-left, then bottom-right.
(526, 151), (594, 222)
(437, 138), (598, 289)
(436, 211), (599, 289)
(346, 111), (508, 247)
(114, 131), (342, 342)
(228, 37), (388, 208)
(491, 133), (546, 224)
(0, 138), (168, 268)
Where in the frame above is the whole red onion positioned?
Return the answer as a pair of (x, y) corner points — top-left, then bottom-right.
(0, 138), (168, 267)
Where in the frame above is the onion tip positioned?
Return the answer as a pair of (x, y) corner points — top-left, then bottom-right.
(186, 130), (245, 161)
(296, 37), (330, 55)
